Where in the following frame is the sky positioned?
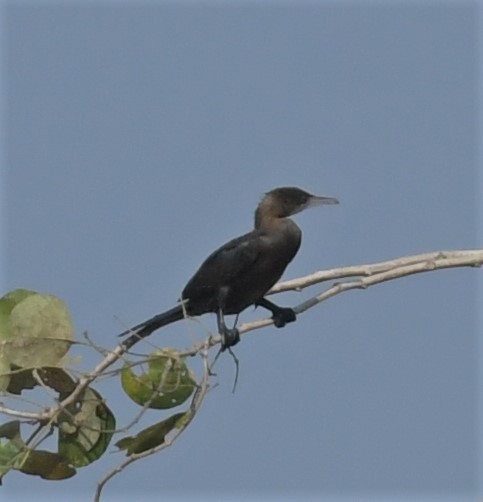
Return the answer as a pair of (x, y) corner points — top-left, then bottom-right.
(1, 1), (481, 501)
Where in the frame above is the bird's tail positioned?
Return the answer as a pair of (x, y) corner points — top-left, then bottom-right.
(119, 305), (185, 349)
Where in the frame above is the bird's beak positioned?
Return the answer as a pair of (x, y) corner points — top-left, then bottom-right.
(308, 195), (340, 207)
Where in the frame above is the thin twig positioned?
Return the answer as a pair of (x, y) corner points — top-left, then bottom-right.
(94, 341), (212, 501)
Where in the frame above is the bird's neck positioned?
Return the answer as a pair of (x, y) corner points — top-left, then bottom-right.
(254, 194), (283, 228)
(255, 216), (301, 240)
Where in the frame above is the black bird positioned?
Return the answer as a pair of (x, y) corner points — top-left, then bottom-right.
(120, 187), (338, 350)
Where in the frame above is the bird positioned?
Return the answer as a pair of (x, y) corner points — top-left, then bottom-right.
(120, 187), (339, 350)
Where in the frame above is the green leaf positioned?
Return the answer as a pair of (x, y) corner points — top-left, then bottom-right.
(2, 293), (74, 367)
(116, 412), (187, 455)
(1, 371), (114, 482)
(0, 289), (36, 340)
(6, 366), (76, 395)
(19, 450), (76, 480)
(0, 421), (24, 482)
(0, 420), (21, 440)
(0, 421), (75, 482)
(121, 349), (196, 409)
(58, 388), (116, 467)
(0, 352), (11, 392)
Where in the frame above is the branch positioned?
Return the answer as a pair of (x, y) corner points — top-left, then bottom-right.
(90, 249), (482, 494)
(270, 249), (483, 293)
(1, 247), (481, 497)
(94, 340), (212, 501)
(236, 249), (483, 337)
(1, 249), (481, 425)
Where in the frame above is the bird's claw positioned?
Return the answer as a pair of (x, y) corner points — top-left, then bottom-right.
(272, 307), (297, 328)
(221, 327), (240, 351)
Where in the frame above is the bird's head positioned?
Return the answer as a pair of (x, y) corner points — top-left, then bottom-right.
(255, 187), (339, 227)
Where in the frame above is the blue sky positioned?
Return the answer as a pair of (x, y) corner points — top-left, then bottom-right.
(1, 2), (480, 501)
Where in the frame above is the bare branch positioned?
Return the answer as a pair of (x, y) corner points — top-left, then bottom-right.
(1, 248), (481, 495)
(3, 249), (481, 424)
(0, 404), (45, 421)
(270, 249), (483, 293)
(239, 249), (483, 336)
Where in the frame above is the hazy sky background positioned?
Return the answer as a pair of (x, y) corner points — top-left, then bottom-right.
(2, 2), (480, 501)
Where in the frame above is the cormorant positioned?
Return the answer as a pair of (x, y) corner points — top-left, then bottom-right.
(120, 187), (338, 350)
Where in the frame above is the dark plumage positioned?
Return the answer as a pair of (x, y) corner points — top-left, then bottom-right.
(120, 187), (338, 349)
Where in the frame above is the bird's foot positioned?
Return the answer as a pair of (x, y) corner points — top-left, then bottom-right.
(221, 327), (240, 351)
(272, 307), (297, 328)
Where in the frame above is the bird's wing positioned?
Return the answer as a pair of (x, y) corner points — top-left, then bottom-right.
(182, 231), (263, 301)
